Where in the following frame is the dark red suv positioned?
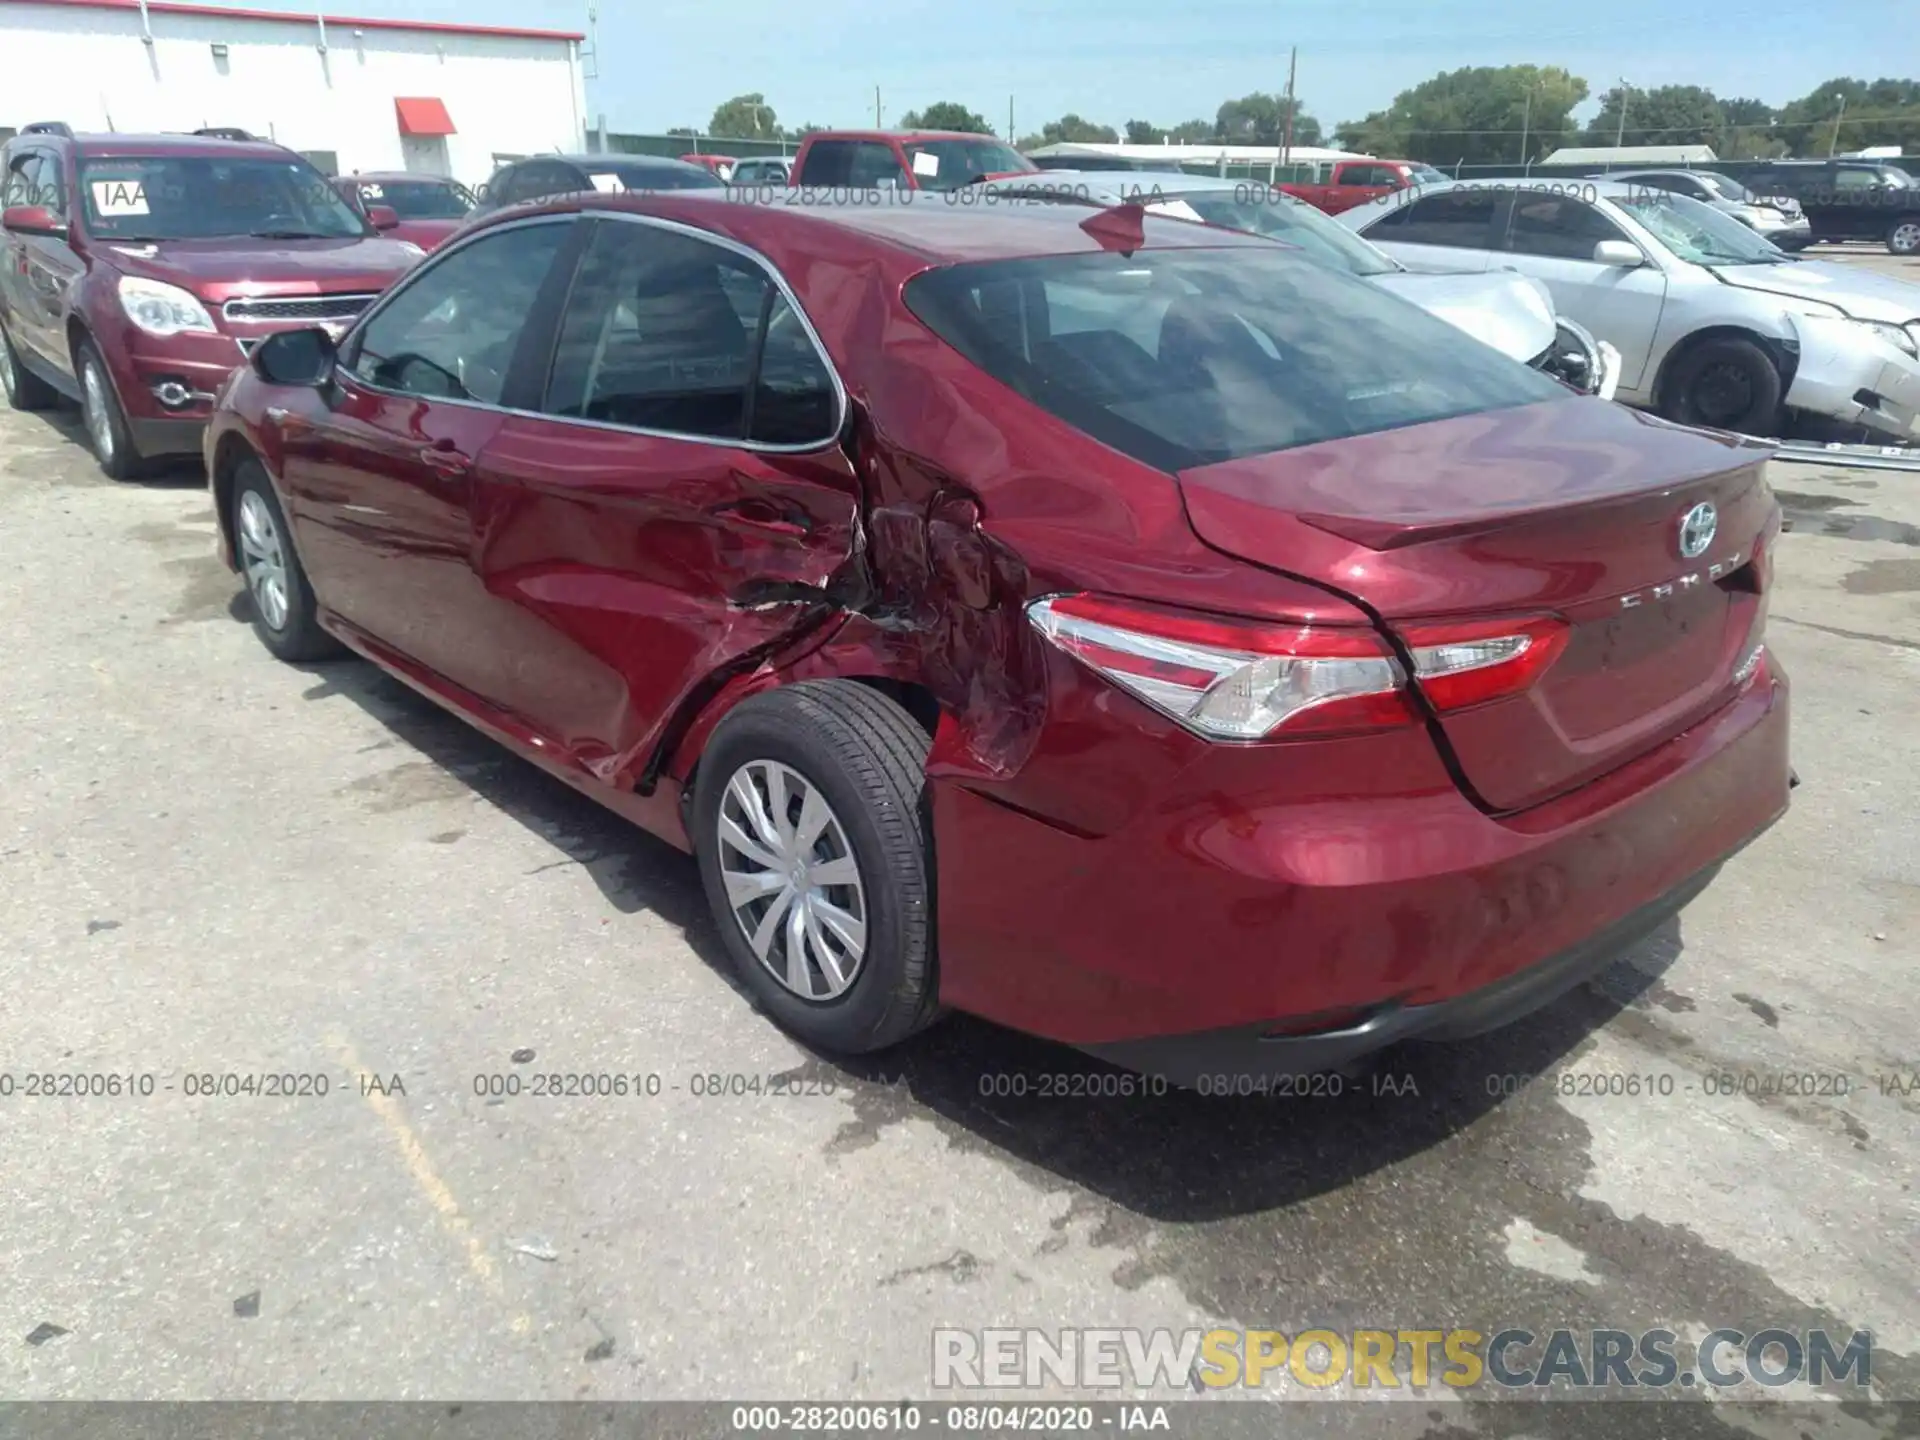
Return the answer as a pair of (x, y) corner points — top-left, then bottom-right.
(1, 130), (423, 479)
(203, 191), (1790, 1086)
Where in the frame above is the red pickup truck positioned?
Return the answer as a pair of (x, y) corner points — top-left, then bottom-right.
(1280, 159), (1449, 214)
(789, 130), (1036, 192)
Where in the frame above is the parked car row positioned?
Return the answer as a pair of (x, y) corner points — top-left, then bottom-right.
(1337, 178), (1920, 442)
(4, 129), (1798, 1087)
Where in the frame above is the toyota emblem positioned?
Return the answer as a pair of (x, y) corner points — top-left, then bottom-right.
(1678, 502), (1718, 559)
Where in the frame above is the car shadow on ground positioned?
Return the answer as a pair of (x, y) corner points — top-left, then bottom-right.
(294, 649), (1690, 1225)
(25, 404), (210, 488)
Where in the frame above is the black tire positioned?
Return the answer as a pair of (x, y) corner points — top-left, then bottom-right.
(0, 321), (60, 411)
(231, 458), (342, 662)
(693, 681), (942, 1055)
(75, 337), (147, 481)
(1661, 336), (1784, 435)
(1889, 215), (1920, 257)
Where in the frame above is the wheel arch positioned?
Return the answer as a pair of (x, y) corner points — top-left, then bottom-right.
(208, 430), (260, 572)
(1651, 324), (1798, 414)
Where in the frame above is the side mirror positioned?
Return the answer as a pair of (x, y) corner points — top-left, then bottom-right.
(252, 327), (337, 387)
(1593, 239), (1645, 267)
(2, 204), (66, 238)
(365, 204), (400, 231)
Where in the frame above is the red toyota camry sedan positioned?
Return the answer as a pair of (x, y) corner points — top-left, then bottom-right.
(203, 190), (1791, 1086)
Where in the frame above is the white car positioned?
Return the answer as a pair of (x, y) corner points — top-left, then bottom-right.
(1341, 177), (1920, 440)
(971, 171), (1621, 399)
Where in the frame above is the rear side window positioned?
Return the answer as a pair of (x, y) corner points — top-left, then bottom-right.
(904, 248), (1567, 472)
(1366, 189), (1500, 248)
(542, 219), (838, 445)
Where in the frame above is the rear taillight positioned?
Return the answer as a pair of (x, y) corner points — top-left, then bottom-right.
(1394, 615), (1570, 714)
(1026, 593), (1414, 740)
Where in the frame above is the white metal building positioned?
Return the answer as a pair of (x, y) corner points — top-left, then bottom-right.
(1541, 144), (1720, 167)
(1027, 141), (1370, 172)
(0, 0), (586, 187)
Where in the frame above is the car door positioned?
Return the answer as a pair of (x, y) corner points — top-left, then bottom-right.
(1497, 191), (1668, 389)
(1354, 187), (1502, 273)
(274, 216), (580, 689)
(6, 149), (81, 375)
(447, 213), (861, 787)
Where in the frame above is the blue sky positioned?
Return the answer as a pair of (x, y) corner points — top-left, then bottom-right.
(206, 0), (1912, 137)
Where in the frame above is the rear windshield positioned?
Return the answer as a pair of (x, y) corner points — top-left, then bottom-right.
(79, 155), (366, 240)
(1169, 189), (1399, 276)
(905, 247), (1567, 471)
(903, 139), (1036, 191)
(356, 178), (472, 219)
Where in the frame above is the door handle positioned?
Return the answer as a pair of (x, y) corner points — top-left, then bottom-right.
(418, 443), (472, 477)
(709, 497), (809, 537)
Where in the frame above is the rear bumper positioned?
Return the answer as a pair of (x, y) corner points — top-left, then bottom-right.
(932, 660), (1790, 1064)
(1081, 859), (1725, 1085)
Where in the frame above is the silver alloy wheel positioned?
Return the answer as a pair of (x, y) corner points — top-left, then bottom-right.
(715, 759), (868, 1000)
(1893, 220), (1920, 255)
(237, 489), (291, 632)
(82, 359), (115, 462)
(0, 329), (16, 402)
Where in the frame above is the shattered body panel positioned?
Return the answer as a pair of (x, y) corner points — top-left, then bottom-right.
(1784, 311), (1920, 441)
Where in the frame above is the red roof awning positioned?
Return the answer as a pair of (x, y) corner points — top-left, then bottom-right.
(394, 98), (456, 137)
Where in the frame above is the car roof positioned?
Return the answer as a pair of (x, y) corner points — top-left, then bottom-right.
(527, 154), (716, 171)
(60, 133), (295, 160)
(486, 189), (1276, 265)
(348, 171), (461, 184)
(801, 130), (1011, 145)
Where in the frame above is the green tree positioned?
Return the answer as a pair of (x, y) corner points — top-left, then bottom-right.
(1773, 77), (1920, 155)
(1166, 118), (1216, 144)
(1124, 119), (1160, 144)
(1581, 84), (1722, 148)
(666, 126), (698, 138)
(791, 122), (830, 138)
(1214, 92), (1322, 147)
(1024, 114), (1120, 146)
(1712, 97), (1784, 158)
(900, 102), (994, 133)
(1335, 64), (1587, 166)
(708, 93), (779, 140)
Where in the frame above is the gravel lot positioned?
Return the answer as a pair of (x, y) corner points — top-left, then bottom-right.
(2, 252), (1917, 1433)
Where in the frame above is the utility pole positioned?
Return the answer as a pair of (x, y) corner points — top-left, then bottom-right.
(1008, 96), (1015, 143)
(874, 86), (882, 129)
(1615, 77), (1630, 147)
(1519, 85), (1533, 166)
(1828, 95), (1847, 156)
(1279, 45), (1298, 170)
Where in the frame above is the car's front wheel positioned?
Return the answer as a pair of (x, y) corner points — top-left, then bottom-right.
(1889, 216), (1920, 257)
(76, 338), (147, 481)
(1662, 335), (1783, 436)
(0, 322), (60, 411)
(232, 458), (341, 662)
(693, 681), (942, 1056)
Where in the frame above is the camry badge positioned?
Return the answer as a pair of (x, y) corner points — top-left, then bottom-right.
(1678, 502), (1718, 559)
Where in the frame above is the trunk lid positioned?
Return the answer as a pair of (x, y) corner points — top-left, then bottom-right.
(1176, 397), (1779, 812)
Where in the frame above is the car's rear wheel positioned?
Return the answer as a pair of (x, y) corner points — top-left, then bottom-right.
(1662, 336), (1783, 436)
(232, 458), (341, 662)
(1889, 217), (1920, 257)
(76, 339), (147, 481)
(0, 323), (60, 411)
(693, 681), (942, 1056)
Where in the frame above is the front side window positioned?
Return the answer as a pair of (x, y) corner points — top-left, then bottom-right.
(78, 156), (364, 240)
(346, 220), (570, 404)
(848, 143), (908, 189)
(904, 247), (1568, 472)
(1504, 194), (1632, 260)
(1364, 189), (1500, 248)
(543, 220), (837, 445)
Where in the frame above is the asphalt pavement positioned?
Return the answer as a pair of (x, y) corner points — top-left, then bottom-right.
(2, 261), (1917, 1434)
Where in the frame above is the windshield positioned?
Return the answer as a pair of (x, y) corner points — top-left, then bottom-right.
(1691, 172), (1756, 203)
(356, 179), (472, 219)
(1884, 165), (1916, 187)
(904, 247), (1567, 471)
(904, 139), (1036, 191)
(1619, 190), (1786, 265)
(80, 155), (367, 240)
(1407, 165), (1450, 185)
(1168, 189), (1399, 276)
